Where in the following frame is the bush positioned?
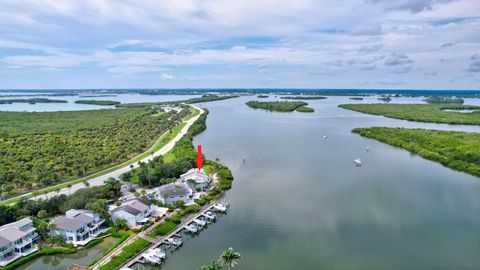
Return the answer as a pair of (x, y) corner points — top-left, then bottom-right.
(154, 221), (178, 236)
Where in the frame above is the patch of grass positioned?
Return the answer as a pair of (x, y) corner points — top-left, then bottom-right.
(296, 106), (315, 112)
(153, 221), (178, 236)
(98, 239), (150, 270)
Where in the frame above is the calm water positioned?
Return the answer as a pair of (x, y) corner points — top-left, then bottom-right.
(16, 236), (116, 270)
(7, 95), (480, 269)
(135, 96), (480, 270)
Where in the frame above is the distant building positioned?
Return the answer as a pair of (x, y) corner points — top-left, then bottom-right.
(110, 198), (155, 227)
(180, 168), (211, 191)
(51, 209), (106, 246)
(158, 182), (193, 205)
(0, 218), (39, 267)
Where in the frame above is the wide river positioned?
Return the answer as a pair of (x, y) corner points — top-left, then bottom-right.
(5, 94), (480, 269)
(138, 95), (480, 270)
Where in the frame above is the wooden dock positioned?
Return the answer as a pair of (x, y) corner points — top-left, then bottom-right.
(119, 202), (221, 269)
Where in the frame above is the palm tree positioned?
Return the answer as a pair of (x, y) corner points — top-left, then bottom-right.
(67, 183), (72, 195)
(201, 261), (222, 270)
(219, 247), (241, 270)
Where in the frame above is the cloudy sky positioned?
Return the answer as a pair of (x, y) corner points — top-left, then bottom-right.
(0, 0), (479, 89)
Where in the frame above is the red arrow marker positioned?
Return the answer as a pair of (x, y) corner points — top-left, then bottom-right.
(196, 145), (204, 170)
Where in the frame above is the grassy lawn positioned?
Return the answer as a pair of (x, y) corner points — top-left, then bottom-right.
(339, 103), (480, 125)
(353, 127), (480, 177)
(1, 107), (200, 205)
(98, 239), (150, 270)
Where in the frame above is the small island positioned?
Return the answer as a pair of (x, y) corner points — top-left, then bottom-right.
(75, 100), (121, 106)
(257, 94), (269, 98)
(280, 96), (327, 100)
(246, 100), (314, 112)
(424, 96), (464, 104)
(349, 97), (364, 100)
(0, 98), (68, 105)
(378, 96), (392, 102)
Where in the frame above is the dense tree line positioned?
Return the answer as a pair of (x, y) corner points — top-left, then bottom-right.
(353, 127), (480, 177)
(245, 100), (308, 112)
(74, 100), (121, 106)
(0, 98), (67, 104)
(120, 109), (209, 187)
(116, 94), (239, 108)
(338, 103), (480, 125)
(0, 180), (119, 226)
(0, 107), (189, 197)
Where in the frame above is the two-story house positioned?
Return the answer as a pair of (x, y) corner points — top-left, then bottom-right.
(110, 198), (155, 227)
(51, 209), (105, 246)
(180, 168), (211, 191)
(0, 218), (39, 267)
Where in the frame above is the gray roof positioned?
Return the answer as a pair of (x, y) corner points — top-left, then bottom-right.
(0, 227), (28, 242)
(53, 213), (94, 231)
(114, 205), (142, 216)
(0, 218), (32, 231)
(0, 236), (10, 247)
(159, 184), (191, 197)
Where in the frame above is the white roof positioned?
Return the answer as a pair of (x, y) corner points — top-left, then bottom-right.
(180, 168), (210, 183)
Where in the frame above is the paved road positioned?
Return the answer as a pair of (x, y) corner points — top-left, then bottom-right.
(34, 105), (204, 201)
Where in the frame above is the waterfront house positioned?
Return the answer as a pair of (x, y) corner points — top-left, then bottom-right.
(51, 209), (106, 246)
(158, 182), (193, 205)
(0, 218), (39, 267)
(180, 168), (211, 191)
(110, 198), (155, 227)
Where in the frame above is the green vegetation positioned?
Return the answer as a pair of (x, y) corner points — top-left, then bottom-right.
(296, 106), (315, 113)
(201, 247), (242, 270)
(74, 100), (121, 106)
(0, 98), (67, 104)
(0, 108), (189, 197)
(378, 96), (392, 102)
(349, 97), (364, 100)
(98, 238), (150, 270)
(280, 96), (326, 100)
(424, 96), (464, 104)
(0, 180), (120, 226)
(257, 94), (269, 98)
(116, 95), (238, 108)
(246, 101), (308, 112)
(102, 229), (130, 255)
(0, 246), (75, 270)
(338, 103), (480, 125)
(153, 221), (177, 236)
(352, 127), (480, 177)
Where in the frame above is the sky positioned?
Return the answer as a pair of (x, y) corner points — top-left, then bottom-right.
(0, 0), (479, 90)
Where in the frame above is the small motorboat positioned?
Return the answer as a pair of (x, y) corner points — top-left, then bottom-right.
(142, 250), (161, 264)
(193, 219), (206, 228)
(354, 158), (362, 167)
(166, 237), (183, 246)
(366, 146), (370, 152)
(152, 248), (166, 260)
(323, 135), (328, 140)
(185, 224), (198, 233)
(204, 211), (217, 221)
(213, 203), (228, 213)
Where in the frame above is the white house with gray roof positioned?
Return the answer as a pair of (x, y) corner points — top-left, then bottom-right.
(180, 168), (211, 191)
(0, 218), (39, 267)
(110, 198), (155, 227)
(158, 182), (193, 205)
(51, 209), (105, 246)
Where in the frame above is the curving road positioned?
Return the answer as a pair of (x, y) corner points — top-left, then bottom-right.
(33, 105), (204, 201)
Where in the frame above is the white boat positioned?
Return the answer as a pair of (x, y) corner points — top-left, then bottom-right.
(354, 158), (362, 166)
(142, 250), (161, 264)
(323, 135), (328, 139)
(166, 237), (183, 246)
(366, 146), (370, 152)
(185, 224), (198, 233)
(204, 211), (217, 221)
(193, 219), (206, 227)
(152, 248), (166, 260)
(213, 203), (228, 213)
